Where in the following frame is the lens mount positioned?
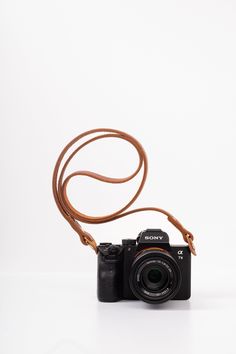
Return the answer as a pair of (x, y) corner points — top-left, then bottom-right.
(129, 249), (181, 304)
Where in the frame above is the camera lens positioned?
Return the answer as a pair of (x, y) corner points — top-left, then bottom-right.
(129, 249), (181, 304)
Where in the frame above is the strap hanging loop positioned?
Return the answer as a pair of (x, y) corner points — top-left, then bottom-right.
(52, 128), (196, 256)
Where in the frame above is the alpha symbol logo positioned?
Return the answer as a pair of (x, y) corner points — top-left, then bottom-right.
(144, 236), (163, 240)
(178, 250), (184, 260)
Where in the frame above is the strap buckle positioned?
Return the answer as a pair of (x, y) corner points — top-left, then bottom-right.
(185, 232), (196, 256)
(70, 219), (98, 253)
(81, 231), (98, 253)
(168, 216), (196, 256)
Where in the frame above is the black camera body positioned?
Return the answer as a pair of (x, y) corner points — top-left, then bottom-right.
(97, 229), (191, 304)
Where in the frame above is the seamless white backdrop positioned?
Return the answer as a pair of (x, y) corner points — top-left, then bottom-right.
(1, 1), (236, 354)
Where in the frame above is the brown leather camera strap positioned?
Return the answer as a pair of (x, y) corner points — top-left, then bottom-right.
(52, 128), (196, 256)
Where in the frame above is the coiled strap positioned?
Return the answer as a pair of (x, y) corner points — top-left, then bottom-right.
(52, 128), (196, 255)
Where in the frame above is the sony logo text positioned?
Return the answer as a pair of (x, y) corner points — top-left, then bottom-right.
(144, 236), (163, 240)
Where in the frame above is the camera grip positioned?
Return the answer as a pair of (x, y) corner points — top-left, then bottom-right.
(97, 250), (122, 302)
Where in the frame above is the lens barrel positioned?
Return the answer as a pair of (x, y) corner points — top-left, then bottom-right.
(129, 249), (181, 304)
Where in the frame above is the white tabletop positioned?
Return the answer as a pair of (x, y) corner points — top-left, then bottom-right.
(0, 272), (234, 354)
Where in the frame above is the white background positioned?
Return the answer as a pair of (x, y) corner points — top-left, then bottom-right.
(1, 0), (236, 353)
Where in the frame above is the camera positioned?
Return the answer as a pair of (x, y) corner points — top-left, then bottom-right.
(97, 229), (191, 304)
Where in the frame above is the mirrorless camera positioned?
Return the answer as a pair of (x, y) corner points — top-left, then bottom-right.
(97, 229), (191, 304)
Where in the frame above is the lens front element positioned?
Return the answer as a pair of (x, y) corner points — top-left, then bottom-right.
(148, 269), (162, 283)
(142, 265), (169, 292)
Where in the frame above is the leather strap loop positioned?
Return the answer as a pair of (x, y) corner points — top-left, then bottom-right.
(52, 128), (196, 256)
